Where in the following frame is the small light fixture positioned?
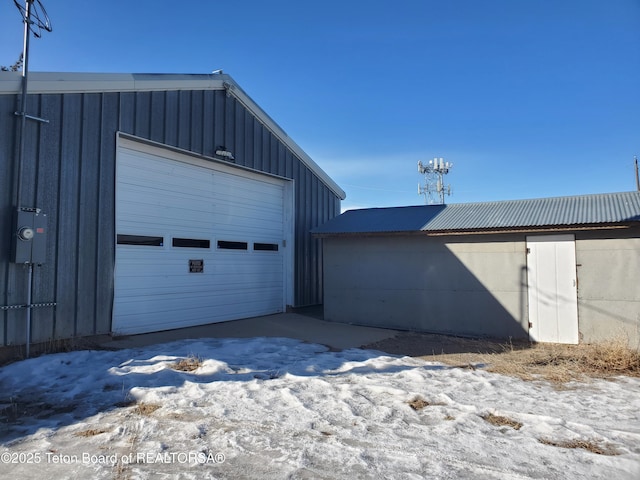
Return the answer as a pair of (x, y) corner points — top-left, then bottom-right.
(215, 146), (235, 162)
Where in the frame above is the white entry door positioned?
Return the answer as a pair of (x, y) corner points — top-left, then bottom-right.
(526, 235), (579, 344)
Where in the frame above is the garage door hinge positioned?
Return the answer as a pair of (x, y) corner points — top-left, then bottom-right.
(526, 247), (531, 254)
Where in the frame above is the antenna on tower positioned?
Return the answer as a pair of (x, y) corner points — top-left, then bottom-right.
(417, 157), (453, 204)
(635, 156), (639, 192)
(14, 0), (52, 38)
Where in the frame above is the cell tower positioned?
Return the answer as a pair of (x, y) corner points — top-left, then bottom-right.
(417, 157), (453, 204)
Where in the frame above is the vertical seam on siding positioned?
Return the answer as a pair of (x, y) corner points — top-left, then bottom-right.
(92, 93), (104, 335)
(52, 95), (65, 339)
(74, 94), (85, 337)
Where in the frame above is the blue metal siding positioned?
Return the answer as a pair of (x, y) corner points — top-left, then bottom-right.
(0, 94), (18, 347)
(30, 94), (60, 343)
(1, 87), (339, 347)
(94, 93), (119, 338)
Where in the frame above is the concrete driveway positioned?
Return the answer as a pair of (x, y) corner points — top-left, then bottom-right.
(99, 310), (402, 352)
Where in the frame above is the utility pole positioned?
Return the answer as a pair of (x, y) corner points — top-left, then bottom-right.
(418, 157), (453, 204)
(10, 0), (53, 359)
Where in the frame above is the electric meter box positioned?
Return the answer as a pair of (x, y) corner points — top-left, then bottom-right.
(11, 209), (48, 264)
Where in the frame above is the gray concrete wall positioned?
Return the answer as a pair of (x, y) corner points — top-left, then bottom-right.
(323, 234), (529, 339)
(323, 229), (640, 345)
(575, 228), (640, 346)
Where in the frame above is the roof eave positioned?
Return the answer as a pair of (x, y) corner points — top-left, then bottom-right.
(312, 222), (638, 238)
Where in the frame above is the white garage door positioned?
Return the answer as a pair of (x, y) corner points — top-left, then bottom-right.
(113, 138), (293, 335)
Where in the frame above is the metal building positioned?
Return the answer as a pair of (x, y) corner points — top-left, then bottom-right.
(1, 72), (344, 355)
(313, 192), (640, 346)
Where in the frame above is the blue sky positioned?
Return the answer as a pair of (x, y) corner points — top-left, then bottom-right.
(1, 0), (639, 211)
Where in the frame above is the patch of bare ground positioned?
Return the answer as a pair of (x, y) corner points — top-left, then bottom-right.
(364, 333), (640, 383)
(170, 355), (203, 372)
(133, 402), (162, 416)
(481, 413), (522, 430)
(407, 396), (447, 411)
(75, 427), (110, 437)
(538, 437), (619, 456)
(113, 400), (161, 416)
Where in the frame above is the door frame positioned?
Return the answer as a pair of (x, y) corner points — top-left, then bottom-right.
(113, 134), (295, 334)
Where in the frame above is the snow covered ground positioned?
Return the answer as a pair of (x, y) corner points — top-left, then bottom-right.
(0, 337), (639, 479)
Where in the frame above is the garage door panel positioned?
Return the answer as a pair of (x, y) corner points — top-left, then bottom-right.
(118, 221), (210, 236)
(115, 284), (283, 303)
(119, 192), (215, 220)
(119, 177), (214, 200)
(215, 229), (282, 242)
(114, 142), (289, 335)
(213, 203), (282, 226)
(115, 303), (280, 335)
(118, 189), (207, 208)
(114, 292), (284, 334)
(215, 214), (283, 233)
(119, 151), (214, 184)
(119, 196), (215, 218)
(116, 256), (283, 278)
(115, 267), (284, 296)
(115, 287), (281, 307)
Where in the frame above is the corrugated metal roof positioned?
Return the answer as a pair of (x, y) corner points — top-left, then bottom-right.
(312, 191), (640, 235)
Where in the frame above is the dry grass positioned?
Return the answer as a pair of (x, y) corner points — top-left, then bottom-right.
(407, 397), (430, 411)
(407, 396), (447, 410)
(538, 437), (619, 456)
(481, 413), (522, 430)
(171, 355), (203, 372)
(133, 402), (161, 416)
(75, 427), (109, 437)
(368, 331), (640, 383)
(420, 337), (640, 384)
(483, 338), (640, 383)
(114, 400), (162, 416)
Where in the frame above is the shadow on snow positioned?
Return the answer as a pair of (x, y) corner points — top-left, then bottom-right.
(0, 336), (468, 445)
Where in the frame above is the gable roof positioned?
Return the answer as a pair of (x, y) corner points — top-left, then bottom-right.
(312, 191), (640, 236)
(0, 71), (346, 200)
